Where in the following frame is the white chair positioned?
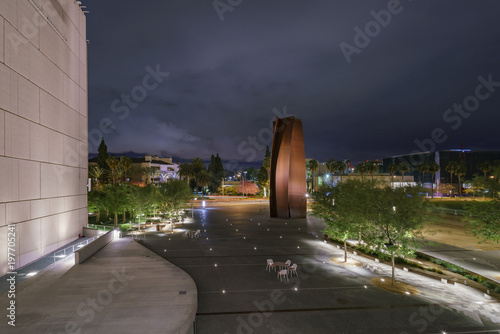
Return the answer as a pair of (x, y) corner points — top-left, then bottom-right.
(285, 260), (291, 268)
(266, 259), (276, 272)
(194, 230), (201, 238)
(277, 269), (288, 281)
(182, 231), (189, 239)
(288, 264), (298, 277)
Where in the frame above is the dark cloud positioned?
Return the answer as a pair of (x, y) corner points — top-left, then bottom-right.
(86, 0), (500, 163)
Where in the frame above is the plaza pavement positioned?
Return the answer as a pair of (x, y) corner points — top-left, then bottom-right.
(139, 203), (500, 334)
(0, 236), (197, 334)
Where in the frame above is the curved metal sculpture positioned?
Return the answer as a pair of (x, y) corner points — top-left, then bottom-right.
(269, 116), (307, 218)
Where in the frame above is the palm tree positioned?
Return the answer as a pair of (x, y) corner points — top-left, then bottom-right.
(106, 156), (119, 185)
(305, 161), (312, 192)
(344, 159), (351, 173)
(178, 163), (194, 182)
(456, 164), (467, 198)
(120, 156), (133, 182)
(417, 162), (429, 186)
(387, 163), (398, 185)
(337, 160), (346, 183)
(141, 166), (159, 184)
(191, 157), (205, 195)
(308, 159), (319, 192)
(357, 162), (367, 181)
(446, 161), (459, 196)
(428, 161), (440, 198)
(197, 170), (212, 197)
(366, 161), (378, 181)
(398, 162), (410, 184)
(89, 166), (106, 190)
(114, 166), (125, 185)
(325, 159), (336, 185)
(325, 159), (336, 176)
(478, 162), (491, 179)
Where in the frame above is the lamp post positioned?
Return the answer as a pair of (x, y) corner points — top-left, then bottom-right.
(243, 171), (247, 197)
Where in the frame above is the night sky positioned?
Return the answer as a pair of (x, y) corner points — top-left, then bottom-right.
(85, 0), (500, 167)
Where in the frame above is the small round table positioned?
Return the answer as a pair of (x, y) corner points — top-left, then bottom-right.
(274, 262), (288, 270)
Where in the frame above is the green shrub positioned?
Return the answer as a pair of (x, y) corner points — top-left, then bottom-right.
(483, 281), (497, 290)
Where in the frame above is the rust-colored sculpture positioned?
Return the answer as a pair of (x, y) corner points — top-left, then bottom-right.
(270, 116), (307, 218)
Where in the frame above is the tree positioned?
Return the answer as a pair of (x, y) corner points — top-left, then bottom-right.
(366, 161), (379, 181)
(120, 156), (133, 182)
(114, 166), (125, 185)
(308, 160), (319, 192)
(208, 153), (225, 193)
(357, 162), (367, 181)
(256, 167), (270, 197)
(102, 184), (129, 227)
(262, 146), (271, 171)
(97, 138), (109, 171)
(197, 170), (212, 196)
(436, 183), (454, 198)
(446, 161), (459, 196)
(428, 161), (440, 198)
(336, 160), (347, 183)
(364, 186), (429, 285)
(191, 157), (206, 195)
(141, 166), (159, 184)
(326, 159), (336, 176)
(178, 163), (194, 182)
(387, 163), (398, 181)
(398, 162), (410, 184)
(158, 180), (192, 217)
(106, 156), (119, 185)
(478, 162), (492, 179)
(465, 200), (500, 243)
(456, 164), (467, 198)
(417, 162), (429, 186)
(89, 166), (106, 190)
(129, 185), (156, 229)
(88, 190), (105, 223)
(312, 180), (372, 262)
(246, 167), (257, 181)
(236, 181), (259, 196)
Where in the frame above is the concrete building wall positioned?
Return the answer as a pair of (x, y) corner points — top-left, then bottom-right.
(0, 0), (87, 275)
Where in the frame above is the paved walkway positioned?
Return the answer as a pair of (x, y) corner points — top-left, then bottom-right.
(140, 204), (499, 333)
(308, 214), (500, 285)
(418, 240), (500, 284)
(0, 237), (197, 334)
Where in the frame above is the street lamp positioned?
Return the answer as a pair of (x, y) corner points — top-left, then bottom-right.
(243, 171), (247, 197)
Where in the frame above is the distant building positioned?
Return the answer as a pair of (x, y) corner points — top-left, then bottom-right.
(306, 159), (412, 189)
(382, 149), (500, 187)
(89, 155), (179, 187)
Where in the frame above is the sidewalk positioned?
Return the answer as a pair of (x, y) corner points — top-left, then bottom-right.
(307, 214), (500, 285)
(0, 237), (197, 334)
(418, 240), (500, 284)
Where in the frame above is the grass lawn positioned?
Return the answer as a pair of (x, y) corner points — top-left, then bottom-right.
(428, 198), (490, 210)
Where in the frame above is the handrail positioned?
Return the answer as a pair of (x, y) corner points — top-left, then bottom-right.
(52, 236), (99, 264)
(429, 207), (469, 216)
